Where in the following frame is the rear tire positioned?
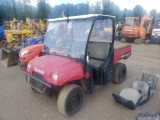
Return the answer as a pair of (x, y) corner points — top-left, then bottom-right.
(57, 84), (84, 116)
(145, 39), (150, 44)
(113, 63), (127, 84)
(134, 39), (140, 44)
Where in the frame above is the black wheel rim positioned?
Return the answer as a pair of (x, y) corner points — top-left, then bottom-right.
(120, 68), (126, 81)
(68, 92), (80, 111)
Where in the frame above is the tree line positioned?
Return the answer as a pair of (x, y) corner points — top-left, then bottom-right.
(0, 0), (160, 25)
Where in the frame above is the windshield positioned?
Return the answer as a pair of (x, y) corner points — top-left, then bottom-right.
(125, 18), (139, 26)
(153, 20), (160, 29)
(89, 19), (113, 42)
(43, 19), (93, 59)
(43, 18), (113, 59)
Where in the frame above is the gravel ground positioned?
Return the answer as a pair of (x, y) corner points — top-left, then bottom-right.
(0, 41), (159, 120)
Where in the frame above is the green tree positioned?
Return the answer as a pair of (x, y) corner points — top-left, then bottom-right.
(37, 0), (49, 19)
(0, 0), (156, 24)
(102, 0), (110, 14)
(107, 2), (121, 20)
(149, 9), (157, 23)
(132, 5), (145, 20)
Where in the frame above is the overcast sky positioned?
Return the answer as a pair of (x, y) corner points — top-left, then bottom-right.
(112, 0), (160, 13)
(45, 0), (160, 13)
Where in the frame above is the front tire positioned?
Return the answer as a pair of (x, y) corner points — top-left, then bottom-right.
(113, 63), (127, 84)
(134, 39), (140, 44)
(57, 84), (84, 116)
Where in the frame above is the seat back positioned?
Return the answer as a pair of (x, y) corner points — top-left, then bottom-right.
(88, 42), (110, 60)
(112, 72), (159, 109)
(132, 81), (150, 106)
(141, 71), (159, 96)
(132, 81), (150, 99)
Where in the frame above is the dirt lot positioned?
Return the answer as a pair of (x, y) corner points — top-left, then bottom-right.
(0, 41), (160, 120)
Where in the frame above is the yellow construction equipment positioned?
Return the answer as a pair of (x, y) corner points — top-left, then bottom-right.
(1, 17), (46, 67)
(3, 21), (12, 30)
(20, 18), (46, 35)
(3, 17), (20, 30)
(1, 30), (34, 67)
(4, 30), (34, 49)
(39, 19), (48, 32)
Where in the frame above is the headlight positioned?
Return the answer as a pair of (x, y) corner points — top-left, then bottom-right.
(51, 73), (58, 81)
(21, 50), (28, 56)
(27, 63), (31, 70)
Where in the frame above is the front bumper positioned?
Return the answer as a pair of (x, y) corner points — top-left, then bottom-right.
(24, 72), (52, 93)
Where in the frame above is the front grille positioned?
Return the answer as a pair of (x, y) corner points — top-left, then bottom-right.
(30, 79), (46, 93)
(32, 72), (44, 81)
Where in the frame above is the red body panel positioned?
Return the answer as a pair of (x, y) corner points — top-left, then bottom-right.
(26, 45), (131, 86)
(27, 55), (84, 86)
(19, 44), (43, 63)
(25, 43), (131, 86)
(112, 45), (131, 63)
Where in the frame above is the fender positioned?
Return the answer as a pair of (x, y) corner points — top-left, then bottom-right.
(112, 45), (131, 63)
(19, 44), (43, 63)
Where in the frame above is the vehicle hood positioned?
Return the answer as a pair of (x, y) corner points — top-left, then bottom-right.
(28, 55), (84, 85)
(29, 55), (81, 71)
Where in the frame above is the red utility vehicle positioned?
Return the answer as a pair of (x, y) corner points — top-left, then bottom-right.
(19, 44), (43, 70)
(24, 14), (131, 116)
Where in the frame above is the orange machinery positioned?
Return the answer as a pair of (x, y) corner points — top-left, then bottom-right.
(121, 15), (153, 44)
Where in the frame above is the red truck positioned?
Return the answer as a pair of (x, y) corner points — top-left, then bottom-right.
(24, 14), (131, 116)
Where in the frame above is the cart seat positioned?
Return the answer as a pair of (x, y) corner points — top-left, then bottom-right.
(88, 42), (110, 68)
(119, 88), (141, 105)
(89, 59), (103, 68)
(141, 71), (159, 97)
(112, 71), (159, 110)
(112, 81), (150, 110)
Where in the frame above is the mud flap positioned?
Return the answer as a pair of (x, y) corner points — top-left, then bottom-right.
(1, 48), (19, 67)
